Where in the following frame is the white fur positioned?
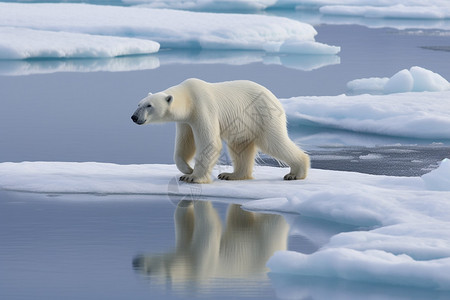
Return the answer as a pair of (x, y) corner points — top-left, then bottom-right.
(131, 78), (310, 183)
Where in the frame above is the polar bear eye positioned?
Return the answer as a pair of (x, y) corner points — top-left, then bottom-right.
(146, 104), (152, 108)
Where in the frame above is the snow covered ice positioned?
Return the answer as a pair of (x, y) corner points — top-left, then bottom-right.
(320, 4), (450, 20)
(122, 0), (450, 13)
(123, 0), (450, 21)
(282, 90), (450, 140)
(0, 27), (160, 59)
(0, 2), (340, 60)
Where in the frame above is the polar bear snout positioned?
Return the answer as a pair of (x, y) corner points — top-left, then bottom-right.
(131, 113), (140, 124)
(131, 111), (146, 125)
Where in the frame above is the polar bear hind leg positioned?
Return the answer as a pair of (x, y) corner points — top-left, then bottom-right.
(218, 141), (257, 180)
(258, 135), (310, 180)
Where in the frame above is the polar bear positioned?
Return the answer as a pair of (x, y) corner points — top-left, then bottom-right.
(131, 78), (310, 183)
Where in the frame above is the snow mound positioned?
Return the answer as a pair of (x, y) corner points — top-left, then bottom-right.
(0, 3), (339, 59)
(0, 27), (160, 60)
(282, 91), (450, 139)
(347, 67), (450, 95)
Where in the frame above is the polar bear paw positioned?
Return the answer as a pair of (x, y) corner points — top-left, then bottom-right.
(283, 173), (298, 180)
(179, 174), (211, 184)
(283, 172), (307, 180)
(218, 172), (253, 181)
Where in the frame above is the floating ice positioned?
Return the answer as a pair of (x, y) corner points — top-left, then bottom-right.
(270, 39), (341, 55)
(347, 67), (450, 95)
(0, 27), (160, 59)
(0, 3), (339, 59)
(282, 91), (450, 139)
(268, 248), (450, 289)
(123, 0), (278, 11)
(123, 0), (450, 13)
(320, 4), (450, 19)
(346, 77), (389, 95)
(422, 158), (450, 191)
(0, 161), (448, 227)
(0, 160), (449, 288)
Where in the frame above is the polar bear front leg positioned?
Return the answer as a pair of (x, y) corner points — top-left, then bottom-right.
(180, 127), (221, 184)
(174, 123), (196, 175)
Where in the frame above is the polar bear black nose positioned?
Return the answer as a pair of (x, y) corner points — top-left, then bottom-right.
(131, 114), (138, 123)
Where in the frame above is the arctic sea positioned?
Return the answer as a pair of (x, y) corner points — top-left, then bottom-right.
(1, 5), (450, 300)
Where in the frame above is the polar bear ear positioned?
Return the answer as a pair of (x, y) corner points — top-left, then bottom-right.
(166, 95), (173, 104)
(147, 92), (152, 96)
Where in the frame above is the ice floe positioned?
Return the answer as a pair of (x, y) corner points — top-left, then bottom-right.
(123, 0), (278, 11)
(0, 160), (449, 288)
(0, 27), (160, 59)
(0, 2), (339, 60)
(347, 67), (450, 95)
(282, 90), (450, 140)
(123, 0), (450, 14)
(268, 248), (450, 289)
(320, 4), (450, 20)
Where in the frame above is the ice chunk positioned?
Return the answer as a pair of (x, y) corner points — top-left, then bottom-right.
(0, 27), (160, 60)
(346, 77), (389, 95)
(347, 67), (450, 95)
(0, 3), (338, 58)
(279, 39), (341, 55)
(384, 69), (414, 93)
(410, 66), (450, 92)
(422, 158), (450, 191)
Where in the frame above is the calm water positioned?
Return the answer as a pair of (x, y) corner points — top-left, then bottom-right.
(1, 21), (450, 299)
(3, 191), (448, 300)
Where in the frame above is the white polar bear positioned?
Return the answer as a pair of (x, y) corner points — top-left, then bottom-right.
(131, 78), (310, 183)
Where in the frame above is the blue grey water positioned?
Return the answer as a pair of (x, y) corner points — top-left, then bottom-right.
(1, 18), (450, 300)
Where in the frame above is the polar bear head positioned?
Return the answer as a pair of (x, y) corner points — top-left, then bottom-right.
(131, 92), (173, 125)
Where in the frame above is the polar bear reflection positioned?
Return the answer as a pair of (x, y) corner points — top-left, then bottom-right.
(133, 201), (288, 286)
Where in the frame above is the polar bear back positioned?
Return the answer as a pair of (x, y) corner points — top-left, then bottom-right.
(168, 78), (287, 143)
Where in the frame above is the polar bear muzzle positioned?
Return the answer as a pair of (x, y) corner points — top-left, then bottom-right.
(131, 111), (144, 125)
